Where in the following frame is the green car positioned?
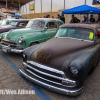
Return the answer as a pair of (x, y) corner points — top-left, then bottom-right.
(0, 18), (64, 53)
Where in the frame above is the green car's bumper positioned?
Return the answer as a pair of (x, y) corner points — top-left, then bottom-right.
(2, 45), (23, 53)
(0, 42), (2, 49)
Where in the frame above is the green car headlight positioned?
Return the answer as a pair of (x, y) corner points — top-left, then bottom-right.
(18, 37), (23, 44)
(70, 66), (78, 75)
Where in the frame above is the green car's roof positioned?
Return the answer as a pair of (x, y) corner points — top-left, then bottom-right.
(31, 18), (63, 22)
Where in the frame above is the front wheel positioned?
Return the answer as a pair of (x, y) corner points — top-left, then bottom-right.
(29, 42), (37, 47)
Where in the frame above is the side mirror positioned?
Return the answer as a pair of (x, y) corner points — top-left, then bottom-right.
(44, 27), (48, 31)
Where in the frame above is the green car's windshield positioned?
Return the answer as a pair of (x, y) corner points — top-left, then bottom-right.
(1, 20), (9, 25)
(8, 21), (18, 26)
(26, 20), (45, 30)
(55, 27), (94, 41)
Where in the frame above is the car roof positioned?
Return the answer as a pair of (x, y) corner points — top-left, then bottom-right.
(60, 23), (100, 29)
(4, 19), (30, 22)
(31, 18), (63, 22)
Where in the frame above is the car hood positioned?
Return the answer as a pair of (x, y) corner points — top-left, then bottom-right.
(30, 38), (94, 70)
(5, 28), (41, 41)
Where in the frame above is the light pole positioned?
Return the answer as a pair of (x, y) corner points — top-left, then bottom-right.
(64, 0), (65, 10)
(51, 0), (52, 12)
(85, 0), (86, 4)
(41, 0), (42, 17)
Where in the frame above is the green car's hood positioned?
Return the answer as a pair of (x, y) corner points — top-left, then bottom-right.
(5, 28), (41, 41)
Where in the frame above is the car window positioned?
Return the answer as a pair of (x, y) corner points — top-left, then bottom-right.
(46, 22), (57, 29)
(58, 22), (63, 27)
(1, 20), (9, 25)
(26, 20), (45, 30)
(19, 22), (28, 26)
(55, 27), (94, 41)
(8, 21), (18, 26)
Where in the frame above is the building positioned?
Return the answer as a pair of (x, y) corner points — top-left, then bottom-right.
(19, 0), (100, 23)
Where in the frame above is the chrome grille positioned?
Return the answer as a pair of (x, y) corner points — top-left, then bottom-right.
(2, 40), (17, 46)
(23, 61), (66, 86)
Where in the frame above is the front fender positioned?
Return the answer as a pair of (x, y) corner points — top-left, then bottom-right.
(18, 33), (41, 49)
(23, 43), (43, 60)
(62, 47), (98, 88)
(1, 32), (8, 40)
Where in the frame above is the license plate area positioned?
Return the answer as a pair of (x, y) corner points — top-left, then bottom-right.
(2, 46), (10, 53)
(2, 47), (7, 53)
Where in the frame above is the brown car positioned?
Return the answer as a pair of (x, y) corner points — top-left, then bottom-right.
(19, 23), (100, 96)
(0, 19), (29, 33)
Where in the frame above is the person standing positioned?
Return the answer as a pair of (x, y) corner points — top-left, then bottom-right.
(82, 15), (87, 22)
(70, 15), (75, 23)
(56, 14), (61, 19)
(52, 16), (54, 18)
(74, 17), (80, 23)
(90, 15), (95, 22)
(60, 14), (65, 23)
(97, 14), (100, 23)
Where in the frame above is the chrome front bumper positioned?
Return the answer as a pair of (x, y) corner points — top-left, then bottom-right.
(2, 45), (23, 53)
(19, 66), (83, 96)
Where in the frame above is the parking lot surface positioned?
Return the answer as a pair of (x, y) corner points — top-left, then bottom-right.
(0, 49), (100, 100)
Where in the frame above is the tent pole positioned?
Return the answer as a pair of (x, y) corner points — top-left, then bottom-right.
(88, 13), (90, 22)
(80, 14), (81, 22)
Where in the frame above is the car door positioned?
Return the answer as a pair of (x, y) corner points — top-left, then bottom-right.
(43, 21), (58, 40)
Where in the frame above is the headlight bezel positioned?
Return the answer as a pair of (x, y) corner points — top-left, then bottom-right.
(18, 37), (23, 44)
(70, 66), (78, 75)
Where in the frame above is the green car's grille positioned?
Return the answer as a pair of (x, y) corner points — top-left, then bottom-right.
(2, 40), (17, 46)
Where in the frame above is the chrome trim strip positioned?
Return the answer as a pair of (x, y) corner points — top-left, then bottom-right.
(24, 62), (63, 80)
(26, 69), (62, 86)
(0, 42), (2, 49)
(55, 37), (94, 42)
(19, 68), (83, 96)
(2, 40), (17, 44)
(2, 42), (17, 46)
(10, 49), (23, 53)
(27, 61), (64, 75)
(46, 31), (56, 33)
(29, 37), (52, 43)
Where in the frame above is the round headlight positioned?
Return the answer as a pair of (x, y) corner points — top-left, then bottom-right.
(18, 37), (23, 44)
(70, 66), (78, 75)
(0, 34), (2, 39)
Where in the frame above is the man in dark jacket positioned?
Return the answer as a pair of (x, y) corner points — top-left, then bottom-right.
(90, 15), (95, 22)
(97, 14), (100, 23)
(70, 15), (75, 23)
(60, 14), (65, 23)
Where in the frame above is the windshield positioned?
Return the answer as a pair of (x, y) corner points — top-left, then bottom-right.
(26, 20), (45, 30)
(8, 21), (18, 26)
(55, 27), (94, 41)
(1, 20), (9, 25)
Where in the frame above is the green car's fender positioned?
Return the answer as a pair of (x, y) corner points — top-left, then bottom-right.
(1, 32), (9, 41)
(17, 32), (48, 49)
